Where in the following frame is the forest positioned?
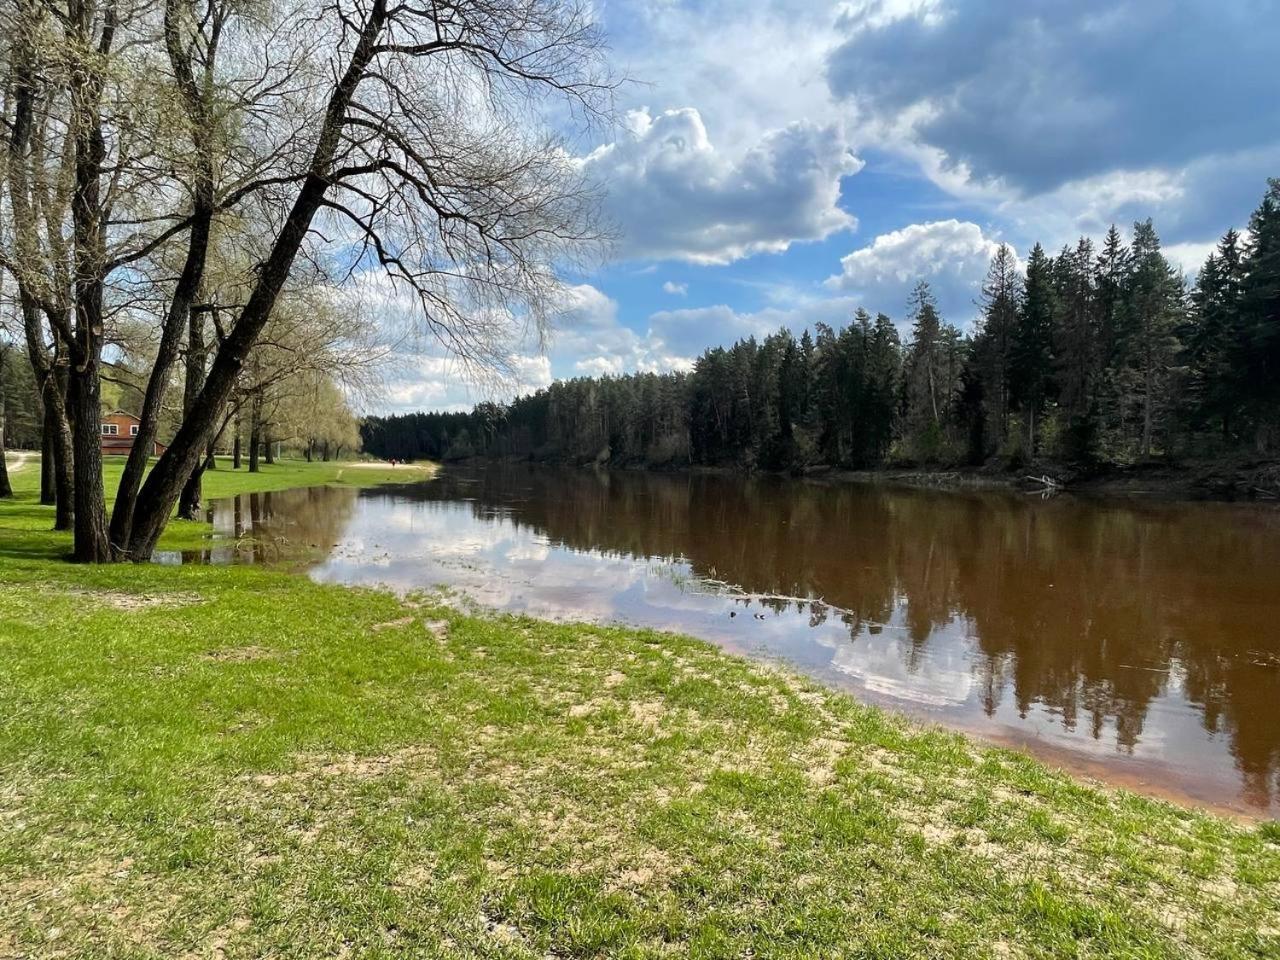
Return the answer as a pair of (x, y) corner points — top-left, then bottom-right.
(364, 180), (1280, 478)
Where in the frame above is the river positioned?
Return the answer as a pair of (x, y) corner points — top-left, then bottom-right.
(163, 462), (1280, 818)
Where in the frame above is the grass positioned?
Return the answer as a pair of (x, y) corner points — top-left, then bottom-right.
(1, 455), (1278, 957)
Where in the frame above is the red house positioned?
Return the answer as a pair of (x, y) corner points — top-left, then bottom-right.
(100, 410), (168, 458)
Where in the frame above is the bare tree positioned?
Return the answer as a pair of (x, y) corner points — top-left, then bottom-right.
(121, 0), (612, 559)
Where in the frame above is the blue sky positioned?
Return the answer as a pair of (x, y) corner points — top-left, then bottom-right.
(379, 0), (1280, 413)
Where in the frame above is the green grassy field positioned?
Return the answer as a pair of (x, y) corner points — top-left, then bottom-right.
(1, 454), (1277, 958)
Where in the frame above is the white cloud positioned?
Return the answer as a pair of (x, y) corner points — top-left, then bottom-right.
(662, 281), (688, 296)
(575, 355), (626, 377)
(583, 107), (863, 264)
(645, 294), (866, 365)
(380, 352), (553, 414)
(826, 219), (1004, 325)
(606, 1), (851, 154)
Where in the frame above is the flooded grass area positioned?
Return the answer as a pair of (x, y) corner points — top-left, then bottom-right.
(0, 461), (1278, 957)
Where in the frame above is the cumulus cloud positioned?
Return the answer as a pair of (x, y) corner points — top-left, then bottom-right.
(826, 220), (1005, 325)
(582, 107), (863, 264)
(827, 1), (1280, 197)
(662, 281), (688, 296)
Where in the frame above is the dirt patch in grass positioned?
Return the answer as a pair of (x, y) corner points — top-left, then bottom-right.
(64, 588), (203, 610)
(201, 645), (278, 663)
(371, 616), (416, 632)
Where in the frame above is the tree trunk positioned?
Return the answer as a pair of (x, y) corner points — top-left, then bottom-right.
(40, 416), (55, 504)
(42, 381), (74, 530)
(321, 440), (330, 462)
(264, 432), (275, 465)
(7, 6), (74, 531)
(176, 313), (210, 521)
(110, 0), (216, 547)
(177, 463), (202, 520)
(305, 439), (313, 462)
(67, 370), (109, 561)
(1142, 358), (1154, 459)
(65, 2), (115, 562)
(120, 2), (390, 560)
(0, 363), (12, 498)
(248, 398), (262, 473)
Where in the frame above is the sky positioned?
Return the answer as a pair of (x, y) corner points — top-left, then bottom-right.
(376, 0), (1280, 414)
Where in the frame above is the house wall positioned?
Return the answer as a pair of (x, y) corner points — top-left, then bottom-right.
(99, 412), (165, 457)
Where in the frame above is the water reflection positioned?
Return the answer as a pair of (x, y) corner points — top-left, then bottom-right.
(187, 464), (1280, 817)
(154, 486), (359, 566)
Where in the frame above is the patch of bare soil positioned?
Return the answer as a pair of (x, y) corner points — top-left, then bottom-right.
(371, 616), (415, 632)
(66, 589), (203, 611)
(201, 645), (277, 663)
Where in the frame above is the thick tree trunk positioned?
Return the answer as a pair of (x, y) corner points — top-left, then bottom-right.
(67, 371), (109, 561)
(64, 3), (116, 562)
(264, 433), (275, 465)
(305, 439), (313, 462)
(121, 2), (389, 560)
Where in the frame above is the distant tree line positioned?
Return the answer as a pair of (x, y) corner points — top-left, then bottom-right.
(364, 180), (1280, 474)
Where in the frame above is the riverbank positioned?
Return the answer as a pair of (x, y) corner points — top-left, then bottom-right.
(1, 471), (1278, 956)
(458, 454), (1280, 503)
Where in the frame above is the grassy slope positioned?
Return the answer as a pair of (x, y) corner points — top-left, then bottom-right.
(0, 459), (1277, 958)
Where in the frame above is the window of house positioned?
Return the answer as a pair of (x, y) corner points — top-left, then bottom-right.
(102, 423), (119, 436)
(130, 424), (139, 436)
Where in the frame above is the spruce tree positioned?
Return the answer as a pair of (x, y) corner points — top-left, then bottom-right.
(1011, 243), (1056, 455)
(1186, 230), (1246, 443)
(974, 244), (1022, 449)
(1125, 220), (1184, 458)
(1241, 179), (1280, 450)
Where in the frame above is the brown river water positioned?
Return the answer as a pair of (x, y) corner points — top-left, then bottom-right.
(159, 462), (1280, 819)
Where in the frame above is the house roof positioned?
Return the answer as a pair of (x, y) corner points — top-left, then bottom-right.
(103, 409), (141, 422)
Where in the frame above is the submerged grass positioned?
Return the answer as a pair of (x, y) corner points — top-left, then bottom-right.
(0, 457), (1277, 958)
